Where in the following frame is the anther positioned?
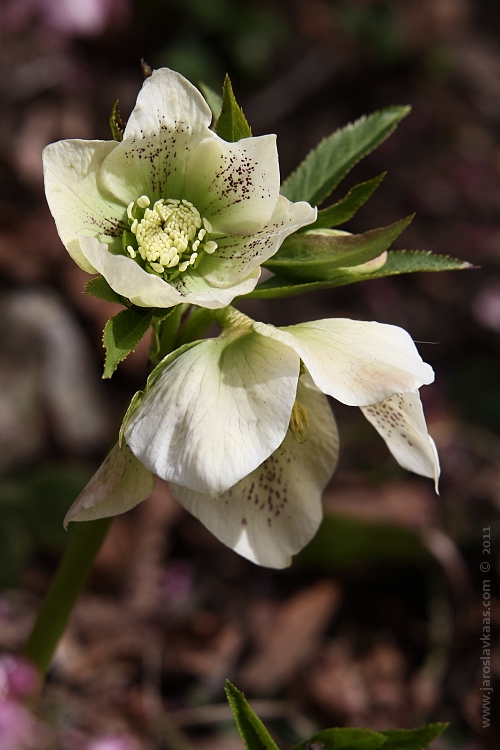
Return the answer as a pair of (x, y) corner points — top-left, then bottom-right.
(203, 218), (212, 233)
(137, 195), (150, 208)
(127, 202), (135, 220)
(127, 245), (136, 258)
(204, 241), (217, 254)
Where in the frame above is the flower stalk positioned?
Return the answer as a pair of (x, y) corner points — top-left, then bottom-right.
(22, 518), (112, 676)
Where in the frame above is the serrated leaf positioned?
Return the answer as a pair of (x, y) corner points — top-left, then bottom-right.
(199, 81), (223, 121)
(102, 308), (153, 379)
(305, 174), (385, 231)
(281, 106), (410, 206)
(225, 681), (280, 750)
(294, 728), (385, 750)
(109, 100), (124, 142)
(264, 216), (413, 282)
(85, 276), (124, 305)
(215, 75), (252, 143)
(380, 723), (448, 750)
(246, 250), (473, 300)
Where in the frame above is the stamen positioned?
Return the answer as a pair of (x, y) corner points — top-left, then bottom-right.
(203, 218), (212, 233)
(127, 245), (136, 258)
(204, 241), (217, 254)
(137, 195), (150, 208)
(290, 401), (309, 443)
(127, 202), (135, 220)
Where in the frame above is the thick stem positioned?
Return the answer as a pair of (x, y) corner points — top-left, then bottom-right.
(22, 517), (112, 675)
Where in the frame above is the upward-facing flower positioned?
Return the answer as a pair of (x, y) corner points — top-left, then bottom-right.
(66, 308), (440, 569)
(42, 68), (316, 309)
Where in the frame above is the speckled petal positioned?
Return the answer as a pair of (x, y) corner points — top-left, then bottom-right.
(170, 375), (338, 568)
(100, 68), (214, 205)
(198, 196), (317, 286)
(361, 391), (440, 491)
(43, 139), (125, 273)
(183, 134), (280, 234)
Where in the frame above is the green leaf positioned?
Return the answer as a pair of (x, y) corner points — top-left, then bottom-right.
(247, 250), (472, 300)
(85, 276), (124, 305)
(199, 81), (223, 121)
(294, 728), (385, 750)
(281, 106), (410, 206)
(109, 100), (124, 142)
(102, 308), (153, 379)
(225, 681), (280, 750)
(215, 75), (252, 143)
(380, 724), (448, 750)
(264, 216), (413, 282)
(306, 174), (385, 230)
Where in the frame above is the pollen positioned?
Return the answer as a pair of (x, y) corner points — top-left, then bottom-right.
(123, 197), (218, 282)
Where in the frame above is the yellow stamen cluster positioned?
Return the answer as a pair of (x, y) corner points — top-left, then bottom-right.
(289, 400), (309, 443)
(125, 196), (218, 281)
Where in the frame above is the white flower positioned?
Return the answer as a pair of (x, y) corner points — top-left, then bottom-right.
(66, 309), (440, 569)
(42, 68), (316, 309)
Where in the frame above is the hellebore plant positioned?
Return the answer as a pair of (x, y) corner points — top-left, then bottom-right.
(24, 66), (471, 678)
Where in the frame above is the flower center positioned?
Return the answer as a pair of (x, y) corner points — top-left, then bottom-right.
(122, 196), (218, 282)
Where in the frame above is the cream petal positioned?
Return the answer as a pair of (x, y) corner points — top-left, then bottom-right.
(361, 391), (440, 491)
(199, 196), (317, 287)
(183, 134), (280, 234)
(170, 375), (339, 568)
(64, 442), (155, 525)
(253, 318), (434, 407)
(43, 139), (125, 273)
(79, 235), (261, 309)
(100, 69), (214, 205)
(125, 331), (300, 497)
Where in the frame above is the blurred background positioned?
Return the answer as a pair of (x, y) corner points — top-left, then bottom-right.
(0, 0), (499, 748)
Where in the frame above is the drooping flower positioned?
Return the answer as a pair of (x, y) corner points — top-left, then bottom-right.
(42, 68), (316, 310)
(66, 308), (439, 568)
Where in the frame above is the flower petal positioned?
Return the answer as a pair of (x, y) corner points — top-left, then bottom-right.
(253, 318), (434, 406)
(199, 196), (317, 287)
(64, 442), (155, 525)
(100, 68), (214, 205)
(170, 375), (339, 568)
(361, 391), (440, 490)
(125, 331), (300, 497)
(79, 235), (260, 309)
(183, 134), (280, 234)
(43, 139), (125, 272)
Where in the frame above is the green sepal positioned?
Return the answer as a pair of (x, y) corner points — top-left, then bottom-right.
(199, 81), (223, 122)
(246, 250), (473, 300)
(380, 724), (448, 750)
(281, 106), (410, 206)
(109, 100), (124, 142)
(304, 173), (386, 231)
(85, 276), (125, 306)
(102, 308), (154, 379)
(225, 681), (280, 750)
(265, 216), (413, 282)
(294, 728), (386, 750)
(215, 75), (252, 143)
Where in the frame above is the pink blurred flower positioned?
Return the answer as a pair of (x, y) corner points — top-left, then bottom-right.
(86, 736), (140, 750)
(0, 700), (50, 750)
(0, 656), (40, 701)
(0, 0), (129, 37)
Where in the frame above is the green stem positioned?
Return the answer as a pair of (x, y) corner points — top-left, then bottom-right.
(22, 518), (112, 675)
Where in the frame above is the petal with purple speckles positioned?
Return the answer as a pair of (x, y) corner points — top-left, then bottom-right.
(361, 391), (440, 490)
(198, 196), (317, 287)
(170, 375), (338, 568)
(43, 139), (125, 273)
(183, 134), (280, 234)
